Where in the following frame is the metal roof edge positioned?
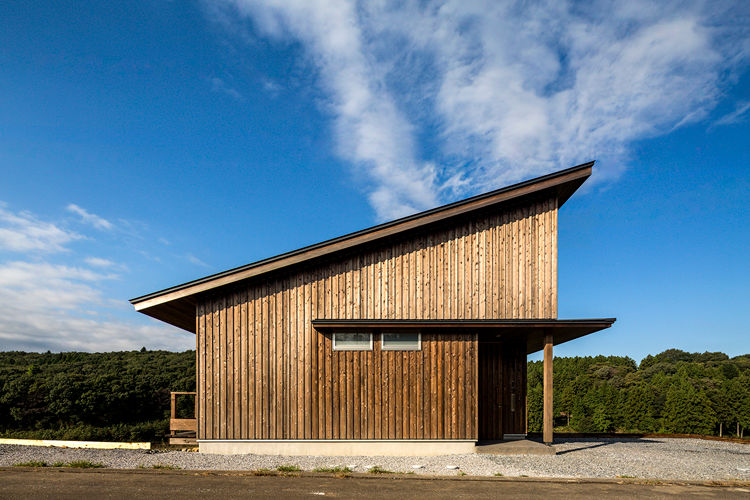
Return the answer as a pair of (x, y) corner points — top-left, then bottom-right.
(311, 318), (617, 326)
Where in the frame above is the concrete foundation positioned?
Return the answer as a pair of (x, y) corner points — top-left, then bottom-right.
(198, 439), (477, 456)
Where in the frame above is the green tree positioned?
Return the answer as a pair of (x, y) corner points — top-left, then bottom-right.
(661, 380), (716, 434)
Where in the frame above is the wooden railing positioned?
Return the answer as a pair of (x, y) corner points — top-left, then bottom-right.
(169, 391), (197, 445)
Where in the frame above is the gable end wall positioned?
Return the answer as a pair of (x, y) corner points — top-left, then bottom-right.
(197, 195), (557, 440)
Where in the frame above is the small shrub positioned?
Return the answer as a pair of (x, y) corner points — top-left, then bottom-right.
(52, 462), (65, 467)
(251, 468), (275, 476)
(14, 461), (47, 467)
(314, 466), (352, 473)
(66, 460), (104, 469)
(368, 466), (394, 474)
(151, 464), (181, 470)
(276, 464), (301, 472)
(494, 472), (503, 477)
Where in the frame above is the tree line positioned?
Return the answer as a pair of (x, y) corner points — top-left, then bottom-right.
(527, 349), (750, 437)
(0, 348), (748, 442)
(0, 350), (195, 442)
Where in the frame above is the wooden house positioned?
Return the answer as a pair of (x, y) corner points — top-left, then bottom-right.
(131, 161), (614, 455)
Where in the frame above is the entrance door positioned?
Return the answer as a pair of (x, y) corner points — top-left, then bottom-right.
(478, 342), (503, 440)
(478, 340), (527, 441)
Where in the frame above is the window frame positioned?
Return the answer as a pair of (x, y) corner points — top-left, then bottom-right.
(332, 332), (373, 351)
(380, 331), (422, 351)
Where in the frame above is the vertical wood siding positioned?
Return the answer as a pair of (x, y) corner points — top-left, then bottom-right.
(197, 197), (557, 440)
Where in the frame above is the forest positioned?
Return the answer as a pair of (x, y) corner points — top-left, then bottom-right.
(0, 348), (748, 442)
(527, 349), (750, 437)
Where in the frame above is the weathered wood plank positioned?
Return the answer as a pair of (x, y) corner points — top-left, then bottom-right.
(374, 332), (381, 440)
(324, 273), (333, 440)
(199, 302), (207, 440)
(544, 333), (554, 443)
(212, 298), (219, 439)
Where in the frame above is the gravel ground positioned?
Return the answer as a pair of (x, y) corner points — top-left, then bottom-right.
(1, 438), (749, 481)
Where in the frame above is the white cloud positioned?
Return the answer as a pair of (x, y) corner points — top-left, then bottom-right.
(0, 204), (80, 252)
(85, 257), (117, 268)
(0, 311), (192, 353)
(261, 77), (282, 96)
(66, 203), (113, 230)
(186, 253), (210, 267)
(713, 101), (750, 127)
(0, 259), (192, 352)
(210, 0), (749, 218)
(210, 76), (246, 101)
(218, 0), (440, 220)
(0, 261), (113, 310)
(0, 205), (192, 352)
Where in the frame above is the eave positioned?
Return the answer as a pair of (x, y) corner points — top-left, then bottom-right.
(312, 318), (617, 354)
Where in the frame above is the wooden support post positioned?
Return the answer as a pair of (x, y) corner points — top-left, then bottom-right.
(543, 334), (553, 444)
(171, 392), (177, 420)
(195, 392), (199, 421)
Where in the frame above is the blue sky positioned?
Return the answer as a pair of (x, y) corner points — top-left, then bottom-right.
(0, 1), (748, 362)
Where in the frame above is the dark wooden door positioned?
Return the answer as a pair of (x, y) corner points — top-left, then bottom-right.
(479, 340), (527, 440)
(478, 342), (503, 440)
(501, 342), (527, 436)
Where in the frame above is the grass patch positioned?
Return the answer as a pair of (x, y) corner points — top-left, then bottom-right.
(457, 471), (467, 476)
(368, 466), (396, 474)
(313, 466), (352, 473)
(251, 468), (275, 476)
(14, 461), (48, 467)
(20, 460), (104, 469)
(617, 474), (637, 479)
(276, 464), (301, 472)
(66, 460), (104, 469)
(494, 472), (503, 477)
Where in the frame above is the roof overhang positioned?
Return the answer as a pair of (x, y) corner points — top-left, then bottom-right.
(131, 161), (595, 333)
(312, 318), (616, 354)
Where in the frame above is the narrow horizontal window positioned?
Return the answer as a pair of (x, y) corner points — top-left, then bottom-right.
(332, 332), (372, 351)
(381, 332), (421, 351)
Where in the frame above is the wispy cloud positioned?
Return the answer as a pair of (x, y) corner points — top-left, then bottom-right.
(0, 204), (80, 252)
(0, 260), (114, 310)
(713, 101), (750, 127)
(217, 0), (440, 220)
(66, 203), (113, 230)
(0, 204), (192, 352)
(186, 253), (210, 268)
(84, 257), (125, 270)
(210, 76), (246, 101)
(261, 77), (282, 96)
(211, 0), (749, 219)
(0, 259), (190, 352)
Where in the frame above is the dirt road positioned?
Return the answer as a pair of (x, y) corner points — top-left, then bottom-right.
(1, 468), (748, 499)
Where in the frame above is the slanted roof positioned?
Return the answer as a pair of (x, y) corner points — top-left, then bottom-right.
(131, 161), (595, 332)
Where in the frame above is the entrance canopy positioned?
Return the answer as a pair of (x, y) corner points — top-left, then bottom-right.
(312, 318), (615, 354)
